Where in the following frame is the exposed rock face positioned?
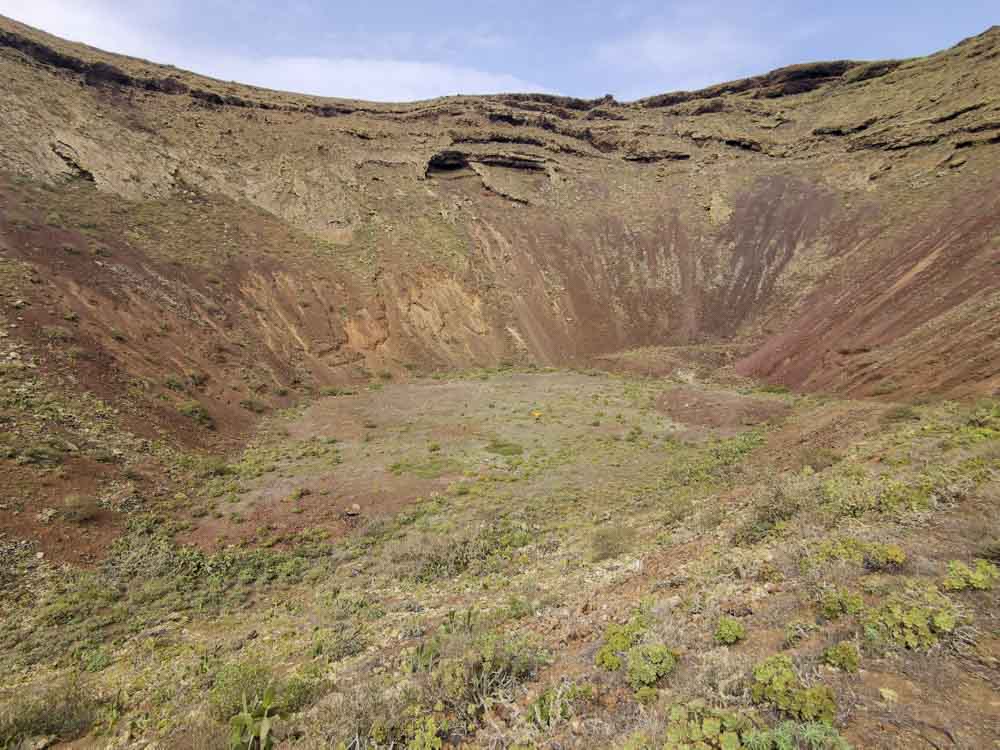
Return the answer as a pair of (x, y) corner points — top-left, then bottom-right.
(0, 15), (998, 430)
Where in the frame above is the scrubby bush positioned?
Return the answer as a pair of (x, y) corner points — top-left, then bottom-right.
(783, 619), (818, 648)
(62, 493), (101, 523)
(411, 519), (531, 581)
(5, 439), (66, 466)
(742, 722), (852, 750)
(819, 588), (864, 621)
(863, 543), (907, 572)
(863, 585), (958, 650)
(811, 537), (906, 572)
(662, 702), (750, 749)
(595, 608), (650, 671)
(801, 447), (841, 471)
(179, 400), (215, 428)
(732, 482), (800, 546)
(529, 681), (593, 729)
(210, 661), (277, 721)
(714, 616), (746, 646)
(0, 675), (99, 744)
(942, 559), (999, 591)
(750, 655), (836, 723)
(210, 660), (322, 723)
(626, 644), (678, 690)
(823, 642), (860, 673)
(239, 398), (267, 414)
(425, 632), (545, 722)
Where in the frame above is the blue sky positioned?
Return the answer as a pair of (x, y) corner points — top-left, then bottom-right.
(0, 1), (995, 101)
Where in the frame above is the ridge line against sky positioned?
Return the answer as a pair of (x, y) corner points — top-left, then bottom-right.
(0, 0), (995, 102)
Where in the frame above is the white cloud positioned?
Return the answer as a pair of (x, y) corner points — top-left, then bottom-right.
(0, 0), (547, 101)
(0, 0), (180, 60)
(195, 54), (547, 101)
(594, 2), (825, 100)
(597, 26), (777, 99)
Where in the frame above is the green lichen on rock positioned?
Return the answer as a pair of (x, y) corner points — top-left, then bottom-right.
(750, 655), (837, 723)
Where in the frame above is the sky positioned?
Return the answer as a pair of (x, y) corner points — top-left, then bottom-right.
(0, 1), (995, 102)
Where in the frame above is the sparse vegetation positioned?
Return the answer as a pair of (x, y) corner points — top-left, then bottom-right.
(62, 493), (100, 523)
(732, 481), (800, 545)
(485, 438), (524, 456)
(0, 327), (996, 747)
(0, 675), (100, 745)
(590, 524), (637, 562)
(178, 399), (215, 428)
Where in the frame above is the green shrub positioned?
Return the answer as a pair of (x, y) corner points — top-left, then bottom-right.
(43, 325), (75, 342)
(742, 722), (852, 750)
(714, 616), (746, 646)
(811, 537), (906, 572)
(881, 405), (918, 422)
(9, 439), (65, 466)
(429, 632), (544, 721)
(819, 588), (863, 620)
(595, 609), (650, 671)
(164, 375), (186, 391)
(227, 685), (277, 750)
(661, 702), (755, 749)
(863, 543), (907, 571)
(412, 519), (531, 581)
(210, 661), (276, 721)
(626, 644), (678, 690)
(312, 626), (366, 662)
(783, 619), (818, 648)
(389, 456), (461, 479)
(179, 400), (215, 428)
(529, 682), (592, 729)
(823, 642), (859, 673)
(750, 655), (836, 723)
(319, 386), (357, 397)
(863, 585), (958, 650)
(659, 703), (852, 749)
(942, 559), (999, 591)
(732, 483), (800, 545)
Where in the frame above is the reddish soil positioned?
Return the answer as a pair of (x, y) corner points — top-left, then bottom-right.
(656, 386), (791, 432)
(0, 458), (121, 565)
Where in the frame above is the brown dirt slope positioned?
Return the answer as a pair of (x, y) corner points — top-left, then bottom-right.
(0, 16), (997, 435)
